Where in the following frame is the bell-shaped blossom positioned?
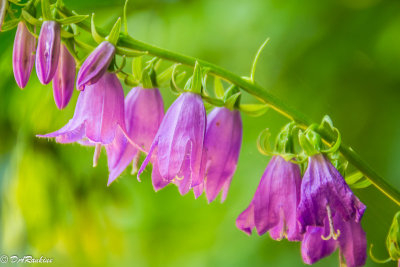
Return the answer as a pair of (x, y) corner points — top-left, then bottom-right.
(37, 72), (125, 144)
(13, 21), (36, 89)
(236, 155), (303, 241)
(35, 21), (61, 84)
(302, 213), (366, 267)
(0, 0), (7, 31)
(52, 44), (76, 109)
(195, 107), (242, 202)
(138, 92), (206, 195)
(297, 154), (366, 233)
(105, 87), (164, 186)
(76, 41), (115, 91)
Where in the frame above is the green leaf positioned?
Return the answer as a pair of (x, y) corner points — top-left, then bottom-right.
(250, 37), (270, 83)
(1, 19), (20, 31)
(351, 178), (372, 189)
(60, 29), (74, 38)
(157, 65), (174, 87)
(214, 77), (224, 99)
(202, 96), (224, 107)
(22, 10), (42, 26)
(91, 14), (104, 44)
(41, 0), (52, 20)
(132, 56), (142, 81)
(224, 92), (241, 110)
(257, 128), (273, 156)
(106, 17), (121, 46)
(115, 46), (147, 57)
(56, 15), (89, 25)
(190, 61), (202, 94)
(345, 171), (364, 185)
(239, 103), (269, 117)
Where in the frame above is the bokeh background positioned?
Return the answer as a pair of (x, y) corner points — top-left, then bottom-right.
(1, 0), (400, 266)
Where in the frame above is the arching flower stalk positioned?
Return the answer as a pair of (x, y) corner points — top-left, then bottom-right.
(106, 87), (164, 186)
(13, 21), (36, 89)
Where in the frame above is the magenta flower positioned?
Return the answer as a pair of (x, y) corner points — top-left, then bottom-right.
(105, 87), (164, 186)
(37, 72), (125, 144)
(138, 92), (206, 195)
(13, 21), (36, 89)
(52, 44), (76, 109)
(297, 154), (366, 233)
(236, 155), (303, 241)
(195, 107), (242, 202)
(35, 21), (61, 85)
(76, 41), (115, 91)
(302, 213), (366, 267)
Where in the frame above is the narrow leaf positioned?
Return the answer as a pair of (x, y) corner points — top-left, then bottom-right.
(239, 103), (269, 117)
(56, 15), (89, 25)
(214, 77), (224, 99)
(132, 56), (142, 81)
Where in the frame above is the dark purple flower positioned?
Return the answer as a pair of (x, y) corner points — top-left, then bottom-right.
(37, 72), (125, 144)
(0, 0), (7, 31)
(76, 41), (115, 91)
(35, 21), (61, 85)
(195, 107), (242, 202)
(13, 21), (36, 89)
(297, 154), (366, 233)
(52, 44), (76, 109)
(105, 87), (164, 186)
(236, 155), (303, 241)
(138, 92), (206, 195)
(302, 213), (366, 267)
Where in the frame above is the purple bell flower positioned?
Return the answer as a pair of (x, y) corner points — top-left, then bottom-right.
(236, 155), (303, 241)
(302, 213), (366, 267)
(297, 154), (366, 234)
(35, 21), (61, 85)
(138, 92), (206, 195)
(52, 44), (76, 109)
(13, 21), (36, 89)
(0, 0), (7, 31)
(37, 72), (126, 145)
(195, 107), (242, 202)
(105, 87), (164, 186)
(76, 41), (115, 91)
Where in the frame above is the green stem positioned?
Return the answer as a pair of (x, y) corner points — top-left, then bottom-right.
(61, 6), (400, 206)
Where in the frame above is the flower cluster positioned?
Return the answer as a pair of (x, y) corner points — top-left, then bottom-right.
(2, 1), (378, 266)
(236, 124), (367, 267)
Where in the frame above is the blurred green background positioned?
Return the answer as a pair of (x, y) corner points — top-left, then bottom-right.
(1, 0), (400, 266)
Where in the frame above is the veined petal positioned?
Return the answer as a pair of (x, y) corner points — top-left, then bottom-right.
(13, 22), (36, 89)
(53, 44), (76, 109)
(36, 21), (61, 85)
(151, 160), (170, 191)
(236, 203), (255, 236)
(156, 93), (206, 182)
(297, 154), (366, 232)
(204, 107), (242, 203)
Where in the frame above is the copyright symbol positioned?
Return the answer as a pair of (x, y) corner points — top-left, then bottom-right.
(0, 255), (8, 263)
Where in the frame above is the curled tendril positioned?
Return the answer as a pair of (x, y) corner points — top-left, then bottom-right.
(112, 55), (126, 74)
(369, 244), (392, 264)
(257, 128), (272, 156)
(321, 127), (341, 154)
(170, 63), (184, 94)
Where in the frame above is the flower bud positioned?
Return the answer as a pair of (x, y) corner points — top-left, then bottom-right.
(0, 0), (7, 31)
(387, 211), (400, 260)
(52, 44), (76, 109)
(13, 22), (36, 89)
(76, 41), (115, 91)
(36, 21), (61, 85)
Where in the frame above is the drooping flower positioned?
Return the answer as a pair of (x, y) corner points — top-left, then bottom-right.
(0, 0), (7, 31)
(52, 44), (76, 109)
(297, 154), (366, 233)
(195, 107), (242, 202)
(105, 87), (164, 186)
(138, 92), (206, 195)
(12, 21), (36, 89)
(37, 72), (125, 144)
(76, 41), (115, 91)
(236, 155), (303, 241)
(35, 21), (61, 85)
(302, 213), (367, 267)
